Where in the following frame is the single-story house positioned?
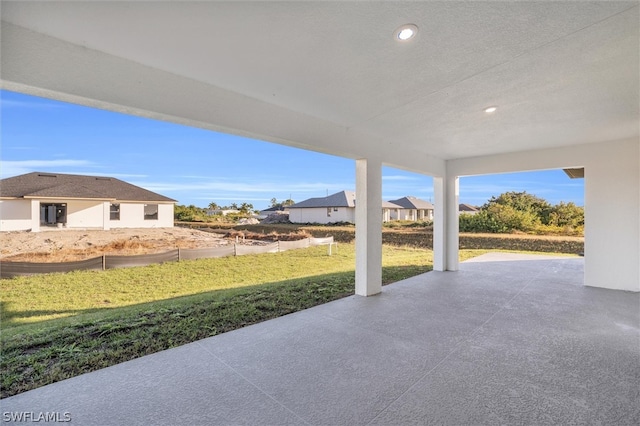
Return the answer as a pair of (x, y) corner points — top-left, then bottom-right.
(382, 201), (402, 222)
(459, 203), (480, 215)
(257, 205), (288, 219)
(387, 196), (434, 221)
(0, 172), (176, 232)
(289, 191), (356, 224)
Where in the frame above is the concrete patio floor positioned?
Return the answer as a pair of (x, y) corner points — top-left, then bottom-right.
(2, 253), (639, 425)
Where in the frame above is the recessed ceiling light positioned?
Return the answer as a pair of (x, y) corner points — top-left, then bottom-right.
(484, 106), (497, 113)
(394, 24), (418, 41)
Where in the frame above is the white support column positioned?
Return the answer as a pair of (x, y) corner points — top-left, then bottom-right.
(355, 158), (382, 296)
(446, 176), (460, 271)
(433, 174), (459, 271)
(30, 199), (40, 232)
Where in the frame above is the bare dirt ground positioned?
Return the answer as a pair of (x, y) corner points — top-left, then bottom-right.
(0, 227), (237, 262)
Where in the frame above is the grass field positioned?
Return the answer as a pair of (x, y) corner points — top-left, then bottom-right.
(0, 243), (576, 398)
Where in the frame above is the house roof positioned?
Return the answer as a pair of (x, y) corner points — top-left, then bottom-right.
(290, 191), (356, 209)
(260, 206), (287, 213)
(0, 172), (176, 202)
(387, 196), (434, 210)
(459, 203), (479, 212)
(382, 201), (402, 209)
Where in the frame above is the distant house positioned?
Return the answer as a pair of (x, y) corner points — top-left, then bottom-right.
(387, 196), (434, 221)
(207, 209), (240, 216)
(258, 205), (288, 219)
(459, 203), (480, 215)
(382, 201), (402, 222)
(289, 191), (356, 224)
(0, 172), (176, 232)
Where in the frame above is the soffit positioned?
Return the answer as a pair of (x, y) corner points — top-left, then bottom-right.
(1, 1), (638, 161)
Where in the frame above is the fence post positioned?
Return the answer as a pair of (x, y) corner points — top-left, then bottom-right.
(178, 248), (181, 261)
(234, 243), (237, 257)
(102, 255), (106, 271)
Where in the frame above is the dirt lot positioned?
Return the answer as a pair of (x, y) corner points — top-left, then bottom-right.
(0, 227), (235, 262)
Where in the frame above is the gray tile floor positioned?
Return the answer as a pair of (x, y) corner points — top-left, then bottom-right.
(2, 253), (639, 425)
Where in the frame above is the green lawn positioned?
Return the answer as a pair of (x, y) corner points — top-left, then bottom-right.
(0, 245), (573, 398)
(0, 243), (440, 397)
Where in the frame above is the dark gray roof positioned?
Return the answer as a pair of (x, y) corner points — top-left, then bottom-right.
(387, 196), (434, 210)
(459, 203), (479, 212)
(290, 191), (356, 208)
(0, 172), (176, 202)
(260, 206), (287, 212)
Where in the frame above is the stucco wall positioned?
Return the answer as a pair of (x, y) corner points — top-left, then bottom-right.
(0, 199), (33, 231)
(110, 203), (174, 228)
(1, 200), (174, 231)
(67, 201), (104, 228)
(448, 138), (640, 292)
(289, 207), (355, 224)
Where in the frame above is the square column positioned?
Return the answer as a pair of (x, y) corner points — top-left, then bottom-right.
(355, 158), (382, 296)
(30, 199), (41, 232)
(433, 175), (459, 271)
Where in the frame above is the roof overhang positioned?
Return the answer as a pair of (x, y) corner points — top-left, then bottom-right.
(563, 168), (585, 179)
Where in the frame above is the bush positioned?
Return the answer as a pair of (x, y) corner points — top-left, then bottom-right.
(459, 212), (508, 233)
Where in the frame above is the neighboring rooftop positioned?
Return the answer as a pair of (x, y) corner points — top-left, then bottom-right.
(382, 201), (402, 209)
(459, 203), (479, 212)
(387, 196), (434, 210)
(0, 172), (176, 202)
(290, 191), (356, 209)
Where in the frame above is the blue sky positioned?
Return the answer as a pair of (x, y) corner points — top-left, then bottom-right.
(1, 90), (583, 209)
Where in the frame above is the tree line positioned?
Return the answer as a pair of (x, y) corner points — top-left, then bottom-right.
(174, 197), (296, 222)
(460, 191), (584, 235)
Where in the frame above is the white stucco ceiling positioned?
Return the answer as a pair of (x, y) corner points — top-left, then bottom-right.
(1, 1), (638, 169)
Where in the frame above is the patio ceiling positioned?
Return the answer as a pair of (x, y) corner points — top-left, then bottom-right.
(1, 1), (638, 170)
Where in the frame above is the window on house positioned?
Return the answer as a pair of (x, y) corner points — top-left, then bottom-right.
(144, 204), (158, 220)
(110, 203), (120, 221)
(327, 208), (331, 217)
(333, 207), (339, 212)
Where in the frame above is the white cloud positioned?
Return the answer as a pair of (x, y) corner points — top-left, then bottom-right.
(0, 160), (94, 177)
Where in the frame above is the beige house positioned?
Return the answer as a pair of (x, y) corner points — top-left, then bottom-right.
(387, 196), (434, 221)
(0, 172), (176, 232)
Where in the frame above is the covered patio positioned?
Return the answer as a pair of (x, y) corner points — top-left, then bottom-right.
(1, 2), (638, 423)
(2, 254), (638, 424)
(1, 1), (638, 294)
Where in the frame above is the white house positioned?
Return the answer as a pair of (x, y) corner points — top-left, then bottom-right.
(0, 172), (176, 232)
(387, 196), (434, 221)
(289, 191), (356, 224)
